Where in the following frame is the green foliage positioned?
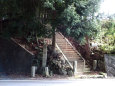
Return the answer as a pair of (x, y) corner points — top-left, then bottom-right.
(44, 0), (55, 10)
(60, 5), (80, 28)
(44, 0), (101, 44)
(0, 0), (101, 44)
(96, 19), (115, 54)
(0, 0), (51, 39)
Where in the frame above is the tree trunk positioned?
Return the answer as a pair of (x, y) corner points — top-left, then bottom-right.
(0, 20), (2, 33)
(52, 26), (56, 51)
(85, 36), (91, 59)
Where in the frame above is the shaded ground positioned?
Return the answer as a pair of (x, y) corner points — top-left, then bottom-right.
(0, 72), (107, 80)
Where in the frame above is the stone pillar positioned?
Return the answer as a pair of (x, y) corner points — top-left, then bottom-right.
(93, 60), (97, 70)
(42, 42), (47, 68)
(31, 66), (36, 77)
(73, 61), (77, 75)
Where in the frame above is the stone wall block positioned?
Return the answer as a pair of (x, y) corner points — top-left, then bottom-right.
(104, 54), (115, 77)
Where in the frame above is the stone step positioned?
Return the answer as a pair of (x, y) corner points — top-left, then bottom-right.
(56, 40), (65, 42)
(56, 35), (63, 37)
(57, 42), (72, 45)
(85, 65), (89, 68)
(57, 44), (70, 47)
(60, 46), (73, 48)
(77, 60), (84, 63)
(64, 52), (78, 55)
(56, 42), (70, 44)
(84, 70), (91, 73)
(56, 37), (65, 39)
(58, 47), (73, 50)
(62, 49), (75, 51)
(57, 45), (72, 48)
(57, 43), (71, 45)
(64, 54), (79, 58)
(63, 50), (76, 53)
(64, 52), (79, 55)
(61, 48), (75, 51)
(68, 58), (79, 62)
(77, 64), (84, 67)
(60, 48), (74, 51)
(64, 56), (79, 59)
(84, 67), (90, 71)
(77, 69), (84, 72)
(62, 51), (76, 53)
(77, 67), (91, 73)
(56, 39), (66, 41)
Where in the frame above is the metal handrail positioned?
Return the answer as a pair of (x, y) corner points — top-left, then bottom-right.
(58, 32), (86, 71)
(56, 43), (73, 69)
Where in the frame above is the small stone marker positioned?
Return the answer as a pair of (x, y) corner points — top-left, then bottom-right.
(31, 66), (36, 77)
(93, 60), (97, 70)
(45, 67), (50, 77)
(73, 61), (77, 76)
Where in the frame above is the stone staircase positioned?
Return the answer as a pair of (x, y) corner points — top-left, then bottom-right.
(55, 32), (90, 73)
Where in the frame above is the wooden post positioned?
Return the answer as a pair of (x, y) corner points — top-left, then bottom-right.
(73, 61), (77, 75)
(42, 41), (47, 68)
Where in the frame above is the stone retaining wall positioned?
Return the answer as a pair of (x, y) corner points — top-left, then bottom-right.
(0, 38), (33, 75)
(104, 54), (115, 77)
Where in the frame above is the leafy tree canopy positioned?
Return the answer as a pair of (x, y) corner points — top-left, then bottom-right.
(0, 0), (101, 44)
(0, 0), (49, 39)
(43, 0), (101, 44)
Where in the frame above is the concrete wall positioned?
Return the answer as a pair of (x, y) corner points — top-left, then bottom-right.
(0, 38), (34, 75)
(104, 54), (115, 77)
